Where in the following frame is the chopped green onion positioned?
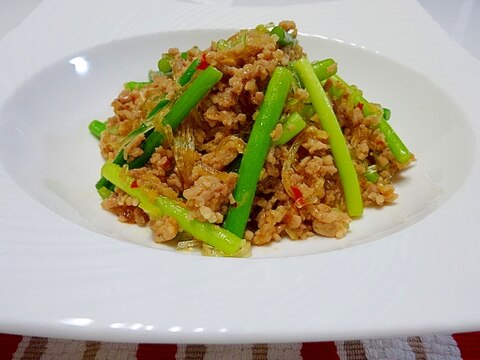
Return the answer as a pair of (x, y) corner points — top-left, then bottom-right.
(270, 26), (296, 46)
(88, 120), (106, 139)
(124, 81), (151, 91)
(97, 186), (113, 199)
(158, 57), (172, 74)
(383, 107), (391, 120)
(365, 165), (379, 183)
(216, 39), (230, 50)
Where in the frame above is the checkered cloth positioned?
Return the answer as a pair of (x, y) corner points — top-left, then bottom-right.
(1, 332), (479, 359)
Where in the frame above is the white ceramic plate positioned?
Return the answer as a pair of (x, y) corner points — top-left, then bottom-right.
(1, 0), (480, 344)
(0, 30), (471, 257)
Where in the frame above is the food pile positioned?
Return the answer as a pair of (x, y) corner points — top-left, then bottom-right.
(89, 21), (413, 257)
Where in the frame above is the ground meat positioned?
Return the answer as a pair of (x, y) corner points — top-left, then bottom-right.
(364, 183), (398, 206)
(304, 203), (351, 238)
(203, 105), (247, 128)
(101, 190), (148, 226)
(150, 216), (179, 243)
(252, 205), (287, 245)
(149, 146), (175, 179)
(270, 123), (283, 142)
(183, 170), (237, 223)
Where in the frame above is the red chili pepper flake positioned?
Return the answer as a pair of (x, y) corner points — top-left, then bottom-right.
(196, 53), (209, 70)
(291, 185), (302, 199)
(130, 180), (139, 188)
(161, 158), (171, 170)
(357, 102), (364, 111)
(290, 186), (306, 208)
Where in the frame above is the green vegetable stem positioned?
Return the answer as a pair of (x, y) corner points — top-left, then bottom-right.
(272, 112), (306, 146)
(270, 26), (296, 46)
(293, 58), (363, 217)
(129, 65), (223, 169)
(95, 65), (222, 194)
(223, 66), (293, 237)
(178, 58), (201, 86)
(147, 99), (170, 119)
(378, 117), (411, 164)
(101, 162), (245, 255)
(311, 59), (338, 82)
(329, 75), (411, 164)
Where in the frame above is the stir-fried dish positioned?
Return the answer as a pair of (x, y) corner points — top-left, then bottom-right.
(89, 21), (414, 257)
